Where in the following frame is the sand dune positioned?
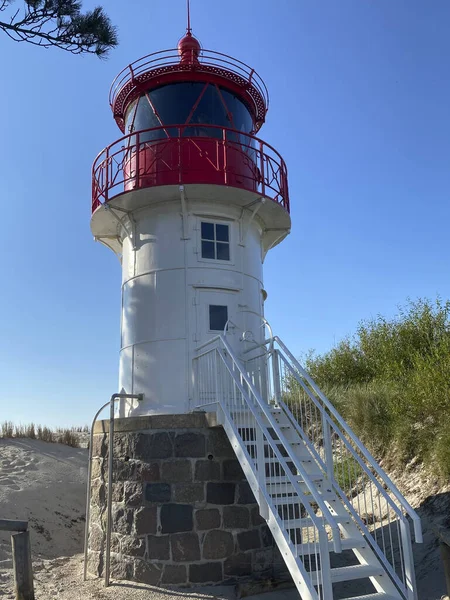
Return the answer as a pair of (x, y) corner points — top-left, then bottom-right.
(0, 439), (87, 574)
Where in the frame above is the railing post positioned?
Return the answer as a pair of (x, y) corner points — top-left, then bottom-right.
(222, 128), (228, 185)
(214, 349), (221, 406)
(440, 540), (450, 597)
(255, 424), (269, 520)
(399, 519), (418, 600)
(135, 132), (140, 189)
(105, 147), (109, 205)
(178, 127), (182, 185)
(318, 530), (333, 599)
(322, 413), (334, 482)
(271, 350), (282, 407)
(259, 141), (265, 196)
(191, 356), (197, 411)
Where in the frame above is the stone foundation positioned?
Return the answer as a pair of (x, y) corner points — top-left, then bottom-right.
(87, 413), (288, 587)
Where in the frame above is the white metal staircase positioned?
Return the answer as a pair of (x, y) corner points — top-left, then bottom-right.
(193, 335), (422, 600)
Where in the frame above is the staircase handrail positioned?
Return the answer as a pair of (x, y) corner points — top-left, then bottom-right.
(216, 347), (330, 534)
(272, 335), (423, 545)
(194, 335), (343, 553)
(214, 346), (332, 598)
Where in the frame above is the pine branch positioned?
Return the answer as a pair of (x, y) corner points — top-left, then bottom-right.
(0, 0), (118, 56)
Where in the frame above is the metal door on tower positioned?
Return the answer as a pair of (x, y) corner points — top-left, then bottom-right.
(194, 288), (240, 349)
(193, 288), (240, 410)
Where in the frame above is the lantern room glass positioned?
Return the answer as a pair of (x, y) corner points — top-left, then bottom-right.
(124, 82), (254, 143)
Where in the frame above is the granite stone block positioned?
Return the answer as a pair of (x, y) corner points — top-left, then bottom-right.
(134, 507), (157, 534)
(195, 508), (221, 530)
(203, 530), (234, 559)
(174, 432), (205, 457)
(194, 460), (221, 481)
(162, 564), (187, 585)
(147, 535), (170, 560)
(160, 504), (193, 533)
(207, 429), (235, 458)
(161, 460), (192, 483)
(124, 481), (142, 506)
(223, 459), (245, 481)
(134, 560), (163, 585)
(237, 530), (261, 551)
(120, 536), (146, 557)
(206, 482), (235, 505)
(140, 463), (160, 482)
(112, 508), (133, 535)
(237, 482), (256, 504)
(189, 562), (223, 583)
(145, 482), (171, 503)
(224, 553), (252, 577)
(223, 506), (249, 529)
(173, 483), (204, 503)
(171, 532), (200, 562)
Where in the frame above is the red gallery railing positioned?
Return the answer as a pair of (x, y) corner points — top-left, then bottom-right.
(92, 125), (289, 214)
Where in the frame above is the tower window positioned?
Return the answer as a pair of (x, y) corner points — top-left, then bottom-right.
(209, 305), (228, 331)
(201, 222), (230, 261)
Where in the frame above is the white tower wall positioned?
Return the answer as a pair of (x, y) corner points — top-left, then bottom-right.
(117, 198), (266, 416)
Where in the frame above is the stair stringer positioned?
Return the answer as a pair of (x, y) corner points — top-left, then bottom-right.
(216, 403), (331, 600)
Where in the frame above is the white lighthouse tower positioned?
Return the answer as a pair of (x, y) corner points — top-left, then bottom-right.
(91, 23), (290, 417)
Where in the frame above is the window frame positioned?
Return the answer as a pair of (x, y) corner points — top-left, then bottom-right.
(198, 219), (232, 264)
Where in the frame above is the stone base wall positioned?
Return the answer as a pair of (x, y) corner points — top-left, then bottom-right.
(88, 413), (288, 587)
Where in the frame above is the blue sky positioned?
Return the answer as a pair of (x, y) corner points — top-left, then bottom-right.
(1, 0), (449, 427)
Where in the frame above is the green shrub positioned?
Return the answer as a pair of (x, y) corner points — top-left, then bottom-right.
(303, 298), (450, 478)
(433, 430), (450, 479)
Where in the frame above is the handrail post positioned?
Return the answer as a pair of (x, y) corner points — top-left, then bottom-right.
(271, 350), (282, 407)
(259, 141), (265, 196)
(322, 413), (334, 482)
(83, 393), (143, 585)
(105, 146), (109, 205)
(400, 518), (418, 600)
(135, 132), (140, 190)
(104, 392), (144, 587)
(83, 400), (110, 581)
(255, 423), (269, 520)
(178, 127), (182, 184)
(222, 128), (227, 185)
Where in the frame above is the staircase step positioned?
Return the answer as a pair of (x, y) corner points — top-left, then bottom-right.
(277, 513), (352, 528)
(345, 592), (401, 600)
(267, 473), (324, 483)
(310, 564), (384, 585)
(295, 536), (367, 554)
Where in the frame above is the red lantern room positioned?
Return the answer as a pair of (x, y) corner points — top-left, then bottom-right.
(91, 26), (289, 217)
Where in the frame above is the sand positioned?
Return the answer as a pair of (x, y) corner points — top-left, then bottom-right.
(0, 437), (448, 599)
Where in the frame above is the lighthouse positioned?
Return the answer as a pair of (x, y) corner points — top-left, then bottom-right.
(86, 10), (423, 598)
(90, 19), (290, 418)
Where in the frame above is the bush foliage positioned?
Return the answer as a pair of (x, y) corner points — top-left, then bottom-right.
(305, 298), (450, 477)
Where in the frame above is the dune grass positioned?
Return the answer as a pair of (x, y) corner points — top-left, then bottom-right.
(302, 298), (450, 478)
(0, 422), (89, 448)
